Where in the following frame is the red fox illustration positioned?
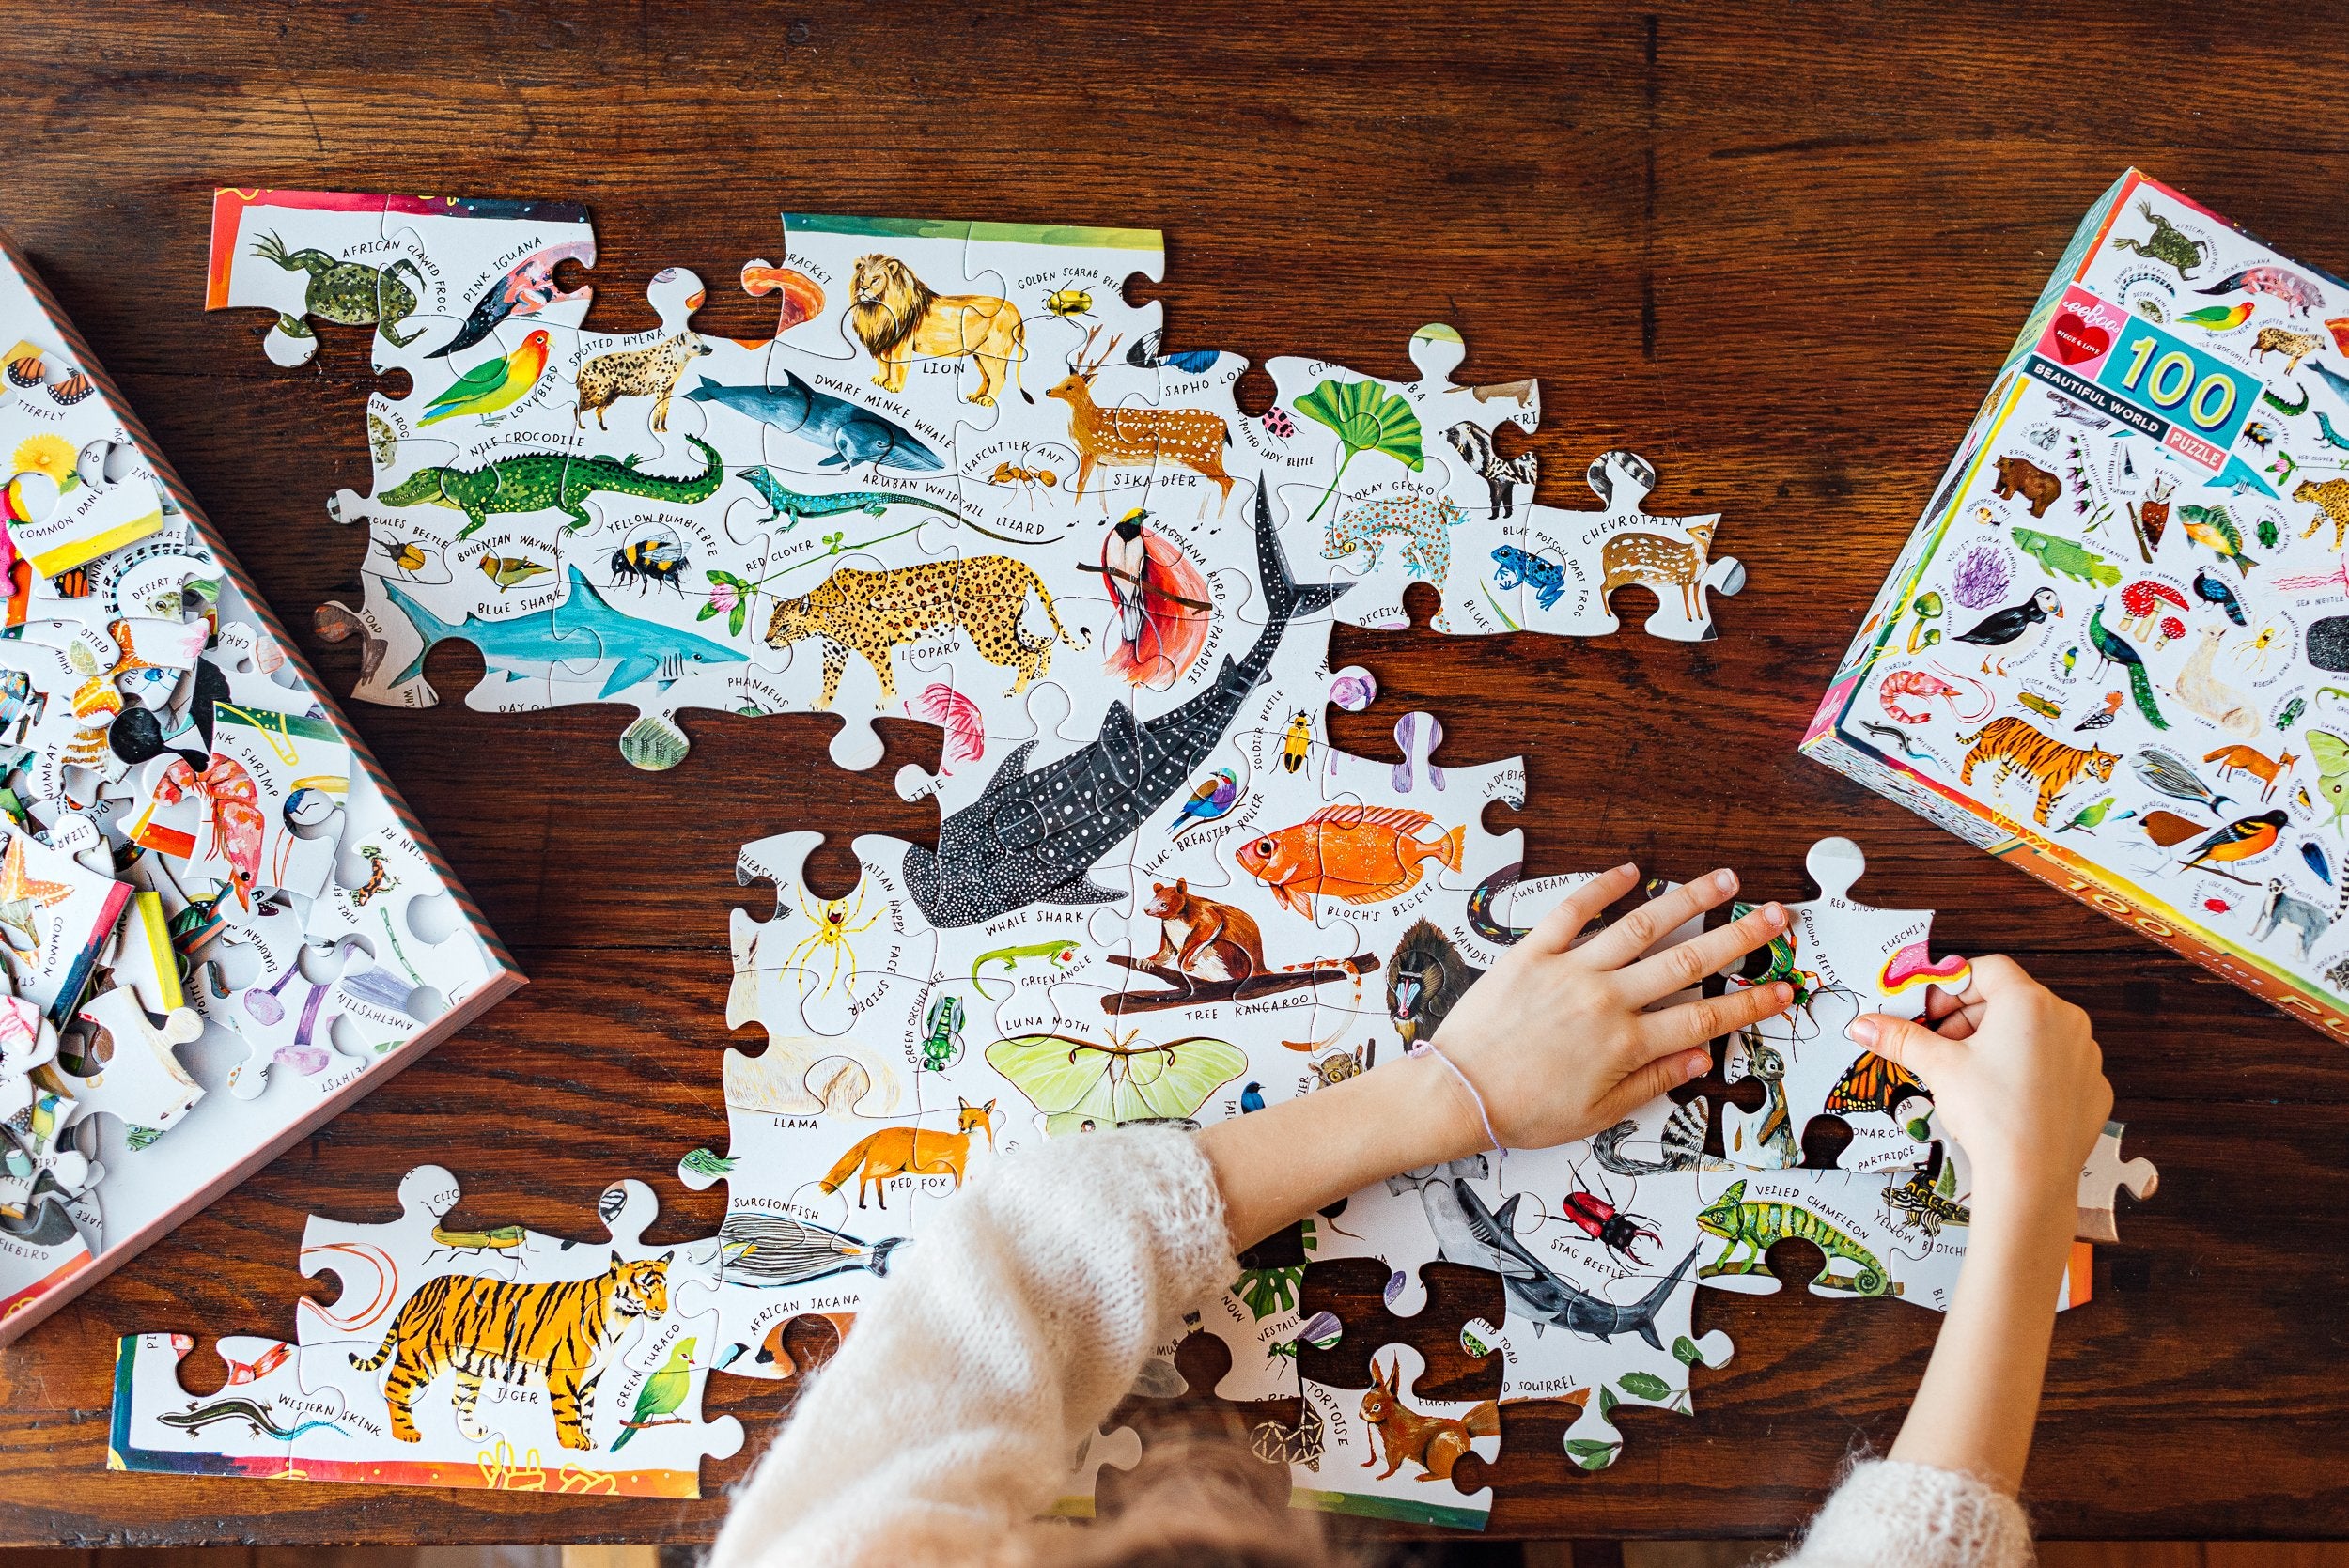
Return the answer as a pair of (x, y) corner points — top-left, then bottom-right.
(819, 1100), (997, 1210)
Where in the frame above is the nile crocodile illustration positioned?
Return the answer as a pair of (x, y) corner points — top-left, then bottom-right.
(370, 436), (725, 537)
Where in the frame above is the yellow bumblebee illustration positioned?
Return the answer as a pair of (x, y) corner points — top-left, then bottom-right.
(611, 534), (688, 596)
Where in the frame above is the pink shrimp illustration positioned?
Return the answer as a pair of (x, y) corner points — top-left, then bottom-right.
(156, 754), (266, 909)
(1877, 665), (1995, 726)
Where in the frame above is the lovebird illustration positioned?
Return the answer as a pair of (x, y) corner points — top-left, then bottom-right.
(2180, 809), (2289, 873)
(1169, 768), (1240, 836)
(610, 1337), (694, 1452)
(2193, 567), (2248, 627)
(2180, 505), (2257, 574)
(2178, 303), (2255, 331)
(417, 330), (552, 426)
(2087, 602), (2168, 730)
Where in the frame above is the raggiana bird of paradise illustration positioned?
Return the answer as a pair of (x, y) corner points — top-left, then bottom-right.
(416, 329), (552, 427)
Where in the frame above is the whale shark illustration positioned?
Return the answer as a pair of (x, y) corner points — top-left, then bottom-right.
(685, 370), (946, 474)
(904, 481), (1346, 928)
(1449, 1177), (1700, 1345)
(381, 564), (747, 699)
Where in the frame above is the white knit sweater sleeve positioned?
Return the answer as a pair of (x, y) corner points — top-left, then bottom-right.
(1782, 1459), (2036, 1568)
(708, 1126), (1237, 1568)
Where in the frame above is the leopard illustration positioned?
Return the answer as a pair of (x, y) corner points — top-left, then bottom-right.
(2298, 477), (2349, 551)
(765, 556), (1079, 709)
(574, 331), (710, 432)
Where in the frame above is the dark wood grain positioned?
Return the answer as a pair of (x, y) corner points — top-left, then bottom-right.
(1, 0), (2342, 1544)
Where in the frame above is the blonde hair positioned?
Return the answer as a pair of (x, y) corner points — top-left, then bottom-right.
(1015, 1423), (1362, 1568)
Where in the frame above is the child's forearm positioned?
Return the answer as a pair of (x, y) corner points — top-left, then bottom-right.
(1886, 1177), (2078, 1492)
(1198, 1052), (1485, 1250)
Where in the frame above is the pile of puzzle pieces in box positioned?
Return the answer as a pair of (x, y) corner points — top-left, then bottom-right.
(0, 239), (509, 1335)
(108, 192), (2154, 1525)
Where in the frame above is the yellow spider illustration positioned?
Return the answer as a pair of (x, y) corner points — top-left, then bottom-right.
(785, 886), (883, 994)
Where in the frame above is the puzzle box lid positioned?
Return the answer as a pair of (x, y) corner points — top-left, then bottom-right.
(1804, 169), (2349, 1038)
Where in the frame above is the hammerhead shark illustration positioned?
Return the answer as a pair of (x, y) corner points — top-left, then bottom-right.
(381, 564), (746, 699)
(904, 480), (1346, 928)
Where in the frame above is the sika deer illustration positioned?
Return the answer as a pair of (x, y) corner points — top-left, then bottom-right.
(1046, 325), (1236, 516)
(1601, 522), (1719, 623)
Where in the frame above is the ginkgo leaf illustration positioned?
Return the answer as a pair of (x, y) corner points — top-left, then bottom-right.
(985, 1031), (1248, 1137)
(1294, 377), (1424, 520)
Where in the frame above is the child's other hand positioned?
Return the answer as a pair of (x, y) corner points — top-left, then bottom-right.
(1431, 864), (1795, 1150)
(1848, 955), (2111, 1208)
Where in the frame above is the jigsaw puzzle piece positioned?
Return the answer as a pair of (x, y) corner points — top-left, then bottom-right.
(726, 830), (939, 1042)
(1258, 324), (1534, 638)
(215, 1163), (751, 1493)
(1719, 836), (1970, 1173)
(106, 1332), (346, 1478)
(1, 335), (169, 584)
(2077, 1119), (2160, 1244)
(1513, 449), (1745, 641)
(1293, 1341), (1499, 1530)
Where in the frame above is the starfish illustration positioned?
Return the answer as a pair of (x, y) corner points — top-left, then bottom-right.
(0, 833), (76, 956)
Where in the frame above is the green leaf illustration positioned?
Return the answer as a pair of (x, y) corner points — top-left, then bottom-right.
(1293, 376), (1424, 520)
(1618, 1370), (1673, 1403)
(1232, 1264), (1304, 1320)
(1597, 1384), (1619, 1420)
(1565, 1437), (1622, 1470)
(1672, 1335), (1704, 1368)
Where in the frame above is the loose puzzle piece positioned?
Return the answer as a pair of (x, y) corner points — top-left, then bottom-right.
(1718, 836), (1973, 1172)
(113, 1164), (743, 1497)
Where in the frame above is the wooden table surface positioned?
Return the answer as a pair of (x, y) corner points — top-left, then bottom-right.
(3, 0), (2344, 1545)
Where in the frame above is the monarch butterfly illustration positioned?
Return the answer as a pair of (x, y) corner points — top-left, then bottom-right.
(1825, 1049), (1934, 1138)
(984, 1029), (1248, 1136)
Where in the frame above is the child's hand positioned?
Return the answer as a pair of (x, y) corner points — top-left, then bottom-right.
(1431, 864), (1796, 1150)
(1848, 955), (2111, 1208)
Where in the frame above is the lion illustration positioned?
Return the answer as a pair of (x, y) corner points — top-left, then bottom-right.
(848, 255), (1028, 407)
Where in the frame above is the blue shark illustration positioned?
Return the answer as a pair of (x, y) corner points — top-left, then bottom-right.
(684, 370), (946, 473)
(382, 564), (746, 699)
(904, 481), (1347, 927)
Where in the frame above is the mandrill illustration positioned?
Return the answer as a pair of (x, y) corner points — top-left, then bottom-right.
(1385, 918), (1484, 1048)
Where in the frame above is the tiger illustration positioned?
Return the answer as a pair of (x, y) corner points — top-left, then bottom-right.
(764, 556), (1079, 709)
(348, 1252), (671, 1450)
(1955, 716), (2117, 825)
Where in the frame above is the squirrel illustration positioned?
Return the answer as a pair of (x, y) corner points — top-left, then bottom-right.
(1359, 1354), (1500, 1483)
(1143, 878), (1271, 982)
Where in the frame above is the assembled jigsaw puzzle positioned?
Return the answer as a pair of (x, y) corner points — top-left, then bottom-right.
(0, 228), (519, 1342)
(1810, 168), (2349, 1039)
(110, 189), (2155, 1523)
